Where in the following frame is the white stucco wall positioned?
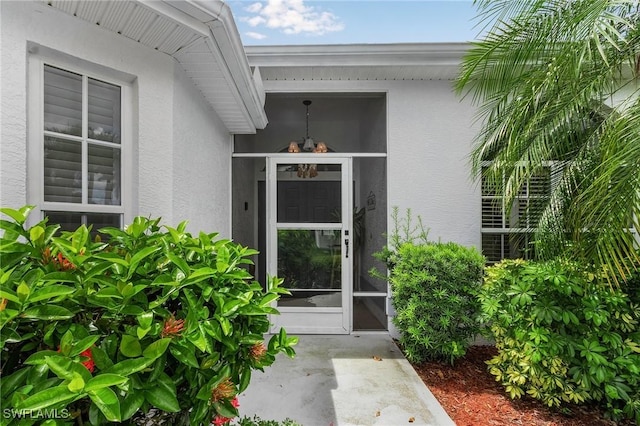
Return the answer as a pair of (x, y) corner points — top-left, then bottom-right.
(387, 80), (480, 248)
(1, 1), (32, 210)
(1, 1), (233, 235)
(172, 62), (232, 236)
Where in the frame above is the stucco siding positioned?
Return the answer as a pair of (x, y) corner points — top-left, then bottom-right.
(1, 2), (31, 210)
(1, 1), (233, 234)
(387, 80), (480, 249)
(172, 62), (232, 236)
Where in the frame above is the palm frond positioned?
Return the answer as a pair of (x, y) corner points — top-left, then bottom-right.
(459, 0), (640, 281)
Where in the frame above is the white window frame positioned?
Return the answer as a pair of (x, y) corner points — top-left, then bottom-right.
(27, 48), (134, 228)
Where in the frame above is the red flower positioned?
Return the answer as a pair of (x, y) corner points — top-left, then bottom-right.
(231, 397), (240, 408)
(161, 315), (185, 338)
(212, 415), (232, 426)
(80, 347), (95, 373)
(55, 252), (75, 270)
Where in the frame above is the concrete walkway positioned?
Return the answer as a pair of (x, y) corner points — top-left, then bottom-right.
(239, 334), (455, 426)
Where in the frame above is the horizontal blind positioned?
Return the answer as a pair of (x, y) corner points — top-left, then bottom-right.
(481, 165), (554, 262)
(44, 65), (82, 136)
(88, 144), (121, 205)
(44, 137), (82, 203)
(43, 64), (122, 207)
(88, 78), (121, 143)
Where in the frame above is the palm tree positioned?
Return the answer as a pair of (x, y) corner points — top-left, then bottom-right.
(456, 0), (640, 282)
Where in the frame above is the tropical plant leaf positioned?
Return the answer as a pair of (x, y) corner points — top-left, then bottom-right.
(84, 374), (128, 392)
(144, 386), (180, 413)
(21, 305), (74, 320)
(16, 385), (79, 411)
(88, 387), (121, 422)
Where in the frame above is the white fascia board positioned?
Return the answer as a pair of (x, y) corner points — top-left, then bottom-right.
(204, 14), (269, 129)
(244, 43), (471, 68)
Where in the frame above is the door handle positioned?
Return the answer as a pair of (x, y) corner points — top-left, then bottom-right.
(345, 238), (349, 258)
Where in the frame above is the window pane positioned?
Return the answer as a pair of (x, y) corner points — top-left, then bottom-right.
(356, 277), (387, 293)
(277, 175), (341, 223)
(353, 296), (387, 330)
(278, 290), (342, 308)
(44, 211), (82, 233)
(44, 137), (81, 203)
(86, 213), (121, 233)
(88, 78), (121, 143)
(89, 144), (121, 205)
(482, 234), (506, 263)
(482, 199), (503, 228)
(45, 212), (121, 239)
(44, 65), (82, 136)
(277, 229), (342, 307)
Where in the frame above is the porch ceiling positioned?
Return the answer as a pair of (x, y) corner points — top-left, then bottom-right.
(245, 43), (468, 81)
(41, 0), (267, 133)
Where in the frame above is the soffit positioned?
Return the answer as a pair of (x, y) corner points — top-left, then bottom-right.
(41, 0), (267, 133)
(245, 43), (469, 81)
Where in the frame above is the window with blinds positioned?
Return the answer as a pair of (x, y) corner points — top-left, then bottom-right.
(481, 165), (553, 263)
(42, 64), (123, 231)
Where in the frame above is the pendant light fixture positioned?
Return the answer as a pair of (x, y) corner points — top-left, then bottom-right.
(287, 100), (327, 178)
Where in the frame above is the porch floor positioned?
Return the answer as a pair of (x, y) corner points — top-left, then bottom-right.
(238, 334), (455, 426)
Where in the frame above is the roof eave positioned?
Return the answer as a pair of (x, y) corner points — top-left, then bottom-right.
(244, 42), (470, 67)
(162, 0), (268, 130)
(146, 0), (268, 132)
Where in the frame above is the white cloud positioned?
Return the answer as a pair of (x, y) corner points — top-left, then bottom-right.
(245, 31), (268, 40)
(245, 15), (267, 26)
(240, 0), (344, 36)
(245, 2), (263, 13)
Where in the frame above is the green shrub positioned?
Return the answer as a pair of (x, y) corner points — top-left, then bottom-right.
(0, 206), (297, 425)
(479, 259), (640, 423)
(386, 242), (485, 364)
(369, 208), (484, 364)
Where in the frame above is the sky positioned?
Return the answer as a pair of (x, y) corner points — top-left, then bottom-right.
(226, 0), (483, 46)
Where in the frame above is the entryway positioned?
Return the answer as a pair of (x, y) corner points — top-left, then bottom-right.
(231, 93), (389, 335)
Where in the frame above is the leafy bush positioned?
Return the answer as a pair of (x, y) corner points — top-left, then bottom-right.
(479, 259), (640, 423)
(387, 242), (485, 364)
(0, 206), (297, 425)
(370, 208), (484, 364)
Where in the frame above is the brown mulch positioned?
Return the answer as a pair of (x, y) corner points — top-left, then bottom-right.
(412, 345), (630, 426)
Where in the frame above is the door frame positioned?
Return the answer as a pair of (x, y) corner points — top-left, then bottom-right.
(265, 154), (353, 334)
